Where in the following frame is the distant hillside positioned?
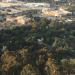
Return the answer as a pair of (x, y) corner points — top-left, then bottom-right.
(19, 0), (53, 2)
(19, 0), (75, 3)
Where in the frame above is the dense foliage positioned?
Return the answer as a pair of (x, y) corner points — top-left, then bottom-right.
(0, 19), (75, 75)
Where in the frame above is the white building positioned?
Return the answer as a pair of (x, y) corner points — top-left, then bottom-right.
(54, 0), (66, 2)
(2, 0), (17, 2)
(23, 3), (50, 8)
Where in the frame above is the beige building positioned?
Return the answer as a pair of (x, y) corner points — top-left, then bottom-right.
(6, 15), (15, 22)
(6, 15), (31, 25)
(42, 8), (71, 17)
(42, 8), (60, 17)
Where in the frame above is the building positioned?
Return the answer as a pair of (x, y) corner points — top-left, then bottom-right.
(23, 3), (50, 8)
(6, 15), (31, 25)
(54, 0), (67, 2)
(41, 8), (71, 17)
(2, 0), (17, 2)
